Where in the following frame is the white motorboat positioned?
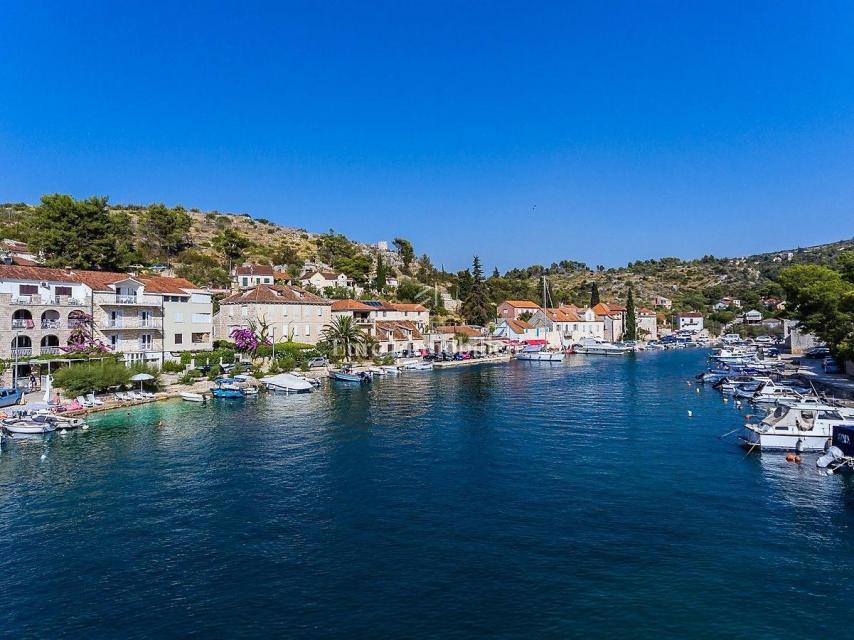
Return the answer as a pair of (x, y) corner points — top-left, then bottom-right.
(261, 373), (315, 393)
(742, 404), (854, 451)
(403, 361), (434, 371)
(380, 365), (401, 375)
(179, 391), (206, 403)
(515, 344), (565, 362)
(749, 381), (807, 405)
(573, 338), (630, 356)
(2, 419), (58, 435)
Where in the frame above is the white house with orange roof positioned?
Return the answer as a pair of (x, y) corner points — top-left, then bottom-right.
(497, 299), (540, 320)
(592, 303), (626, 342)
(636, 308), (658, 340)
(492, 318), (536, 342)
(529, 307), (605, 347)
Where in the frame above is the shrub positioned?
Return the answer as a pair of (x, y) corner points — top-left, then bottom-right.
(52, 358), (158, 395)
(162, 360), (186, 373)
(207, 364), (223, 380)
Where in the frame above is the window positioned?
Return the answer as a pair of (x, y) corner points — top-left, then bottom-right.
(20, 284), (38, 295)
(283, 306), (288, 317)
(292, 325), (299, 336)
(140, 334), (152, 349)
(174, 333), (183, 344)
(228, 306), (234, 317)
(191, 313), (211, 324)
(191, 333), (208, 344)
(55, 286), (72, 297)
(175, 312), (184, 323)
(242, 277), (248, 286)
(305, 324), (311, 336)
(241, 306), (248, 318)
(110, 335), (118, 348)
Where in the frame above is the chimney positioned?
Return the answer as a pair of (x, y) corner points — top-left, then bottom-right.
(64, 266), (73, 274)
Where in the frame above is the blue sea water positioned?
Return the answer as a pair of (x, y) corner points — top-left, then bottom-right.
(1, 349), (853, 639)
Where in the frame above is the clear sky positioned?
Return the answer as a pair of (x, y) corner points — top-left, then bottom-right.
(1, 1), (853, 272)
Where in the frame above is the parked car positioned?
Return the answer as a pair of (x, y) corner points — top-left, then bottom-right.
(805, 346), (831, 359)
(823, 357), (841, 374)
(307, 357), (329, 368)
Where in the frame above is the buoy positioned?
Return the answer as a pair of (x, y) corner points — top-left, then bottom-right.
(794, 455), (802, 464)
(40, 453), (47, 462)
(82, 425), (89, 431)
(688, 410), (693, 417)
(696, 388), (700, 394)
(736, 401), (742, 409)
(723, 397), (728, 403)
(786, 453), (796, 462)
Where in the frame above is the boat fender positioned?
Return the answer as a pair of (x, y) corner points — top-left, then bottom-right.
(786, 453), (796, 462)
(794, 455), (802, 464)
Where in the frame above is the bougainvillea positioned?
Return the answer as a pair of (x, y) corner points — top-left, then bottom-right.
(230, 327), (259, 353)
(62, 313), (110, 354)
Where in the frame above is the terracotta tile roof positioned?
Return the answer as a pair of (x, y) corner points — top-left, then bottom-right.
(1, 239), (30, 252)
(390, 303), (428, 312)
(502, 299), (540, 309)
(607, 303), (627, 312)
(0, 265), (201, 294)
(0, 264), (78, 283)
(505, 319), (531, 334)
(375, 320), (423, 341)
(8, 256), (39, 266)
(138, 276), (201, 294)
(436, 325), (482, 337)
(331, 299), (376, 312)
(678, 311), (704, 318)
(592, 302), (612, 316)
(219, 284), (330, 305)
(235, 264), (274, 276)
(544, 307), (579, 322)
(637, 307), (656, 316)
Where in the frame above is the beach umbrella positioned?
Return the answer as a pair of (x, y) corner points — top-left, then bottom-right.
(129, 372), (154, 392)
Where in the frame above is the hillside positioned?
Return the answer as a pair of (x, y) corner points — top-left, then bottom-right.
(1, 197), (851, 322)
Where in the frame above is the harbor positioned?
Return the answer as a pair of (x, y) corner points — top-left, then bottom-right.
(2, 349), (854, 638)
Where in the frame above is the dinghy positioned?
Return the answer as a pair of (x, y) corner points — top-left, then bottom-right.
(179, 392), (206, 403)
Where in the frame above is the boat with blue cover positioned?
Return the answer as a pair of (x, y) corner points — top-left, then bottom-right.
(210, 379), (246, 398)
(329, 367), (371, 383)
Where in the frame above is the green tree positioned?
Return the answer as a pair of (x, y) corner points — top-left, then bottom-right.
(624, 288), (637, 341)
(175, 249), (231, 288)
(393, 237), (415, 274)
(374, 253), (387, 290)
(462, 256), (493, 326)
(590, 282), (601, 307)
(320, 316), (367, 361)
(779, 256), (854, 362)
(213, 228), (250, 271)
(140, 203), (192, 260)
(30, 194), (126, 270)
(456, 269), (474, 302)
(416, 253), (436, 284)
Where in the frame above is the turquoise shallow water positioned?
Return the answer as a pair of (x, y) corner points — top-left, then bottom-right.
(1, 349), (853, 638)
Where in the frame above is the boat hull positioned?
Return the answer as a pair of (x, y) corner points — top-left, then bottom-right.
(516, 352), (565, 362)
(179, 392), (206, 402)
(741, 426), (831, 451)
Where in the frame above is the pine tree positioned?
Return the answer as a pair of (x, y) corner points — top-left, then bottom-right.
(590, 282), (601, 307)
(625, 287), (637, 341)
(462, 256), (493, 326)
(374, 253), (387, 291)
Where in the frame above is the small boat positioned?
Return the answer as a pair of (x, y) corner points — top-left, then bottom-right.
(2, 419), (58, 435)
(742, 403), (854, 451)
(179, 391), (206, 403)
(210, 382), (246, 399)
(515, 344), (565, 362)
(572, 338), (630, 356)
(817, 425), (854, 475)
(402, 361), (434, 371)
(261, 373), (314, 393)
(329, 368), (371, 383)
(380, 365), (401, 375)
(0, 387), (24, 408)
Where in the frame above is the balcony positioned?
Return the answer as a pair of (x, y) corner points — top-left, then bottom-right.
(96, 293), (160, 307)
(41, 320), (61, 329)
(11, 319), (33, 329)
(103, 319), (161, 330)
(8, 295), (89, 307)
(40, 346), (63, 355)
(11, 348), (32, 357)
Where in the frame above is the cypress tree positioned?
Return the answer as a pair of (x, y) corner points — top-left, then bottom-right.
(374, 253), (387, 290)
(625, 288), (637, 341)
(462, 256), (493, 326)
(590, 282), (601, 307)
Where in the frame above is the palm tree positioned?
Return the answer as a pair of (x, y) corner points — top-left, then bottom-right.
(455, 331), (470, 354)
(321, 316), (367, 361)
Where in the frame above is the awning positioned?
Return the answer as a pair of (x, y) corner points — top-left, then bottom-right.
(524, 338), (547, 345)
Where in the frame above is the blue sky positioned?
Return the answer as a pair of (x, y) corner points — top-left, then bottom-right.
(1, 1), (853, 272)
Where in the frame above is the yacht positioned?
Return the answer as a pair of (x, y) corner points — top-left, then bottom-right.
(573, 338), (630, 356)
(742, 404), (854, 451)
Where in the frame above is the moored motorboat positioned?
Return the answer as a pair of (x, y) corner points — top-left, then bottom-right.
(329, 367), (372, 383)
(179, 391), (206, 402)
(515, 344), (565, 362)
(741, 404), (854, 451)
(2, 419), (58, 435)
(261, 373), (315, 393)
(572, 338), (630, 356)
(402, 361), (434, 371)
